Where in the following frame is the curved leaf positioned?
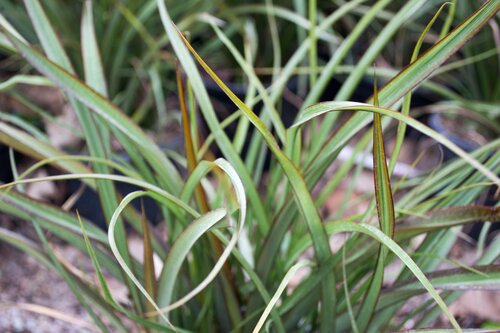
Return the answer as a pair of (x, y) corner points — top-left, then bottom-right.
(294, 101), (500, 187)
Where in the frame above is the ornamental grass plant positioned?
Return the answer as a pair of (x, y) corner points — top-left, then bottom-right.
(0, 0), (499, 332)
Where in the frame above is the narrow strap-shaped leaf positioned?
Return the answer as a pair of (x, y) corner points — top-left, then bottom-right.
(209, 21), (286, 144)
(0, 12), (27, 50)
(178, 64), (242, 327)
(396, 206), (499, 237)
(367, 0), (498, 108)
(0, 189), (107, 243)
(252, 261), (310, 333)
(23, 0), (74, 72)
(81, 0), (112, 164)
(0, 121), (94, 184)
(0, 75), (52, 90)
(140, 202), (157, 316)
(19, 155), (141, 183)
(304, 0), (422, 156)
(307, 0), (317, 88)
(355, 80), (395, 332)
(81, 0), (108, 97)
(372, 81), (395, 239)
(389, 2), (451, 175)
(109, 191), (185, 330)
(157, 207), (227, 315)
(177, 64), (209, 213)
(342, 244), (360, 333)
(302, 0), (391, 108)
(21, 5), (144, 310)
(77, 212), (118, 305)
(387, 265), (500, 292)
(159, 159), (246, 313)
(230, 4), (339, 43)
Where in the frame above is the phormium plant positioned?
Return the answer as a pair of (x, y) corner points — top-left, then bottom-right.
(0, 0), (499, 332)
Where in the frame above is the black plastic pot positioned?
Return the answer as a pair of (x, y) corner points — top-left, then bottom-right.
(66, 140), (184, 229)
(66, 177), (162, 230)
(427, 113), (481, 161)
(0, 144), (14, 184)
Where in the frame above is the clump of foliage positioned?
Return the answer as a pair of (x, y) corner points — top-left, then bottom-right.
(0, 0), (499, 332)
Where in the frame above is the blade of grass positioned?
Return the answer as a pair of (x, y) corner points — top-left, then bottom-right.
(252, 261), (309, 333)
(230, 4), (339, 44)
(342, 243), (360, 333)
(265, 0), (281, 81)
(355, 79), (395, 332)
(155, 206), (227, 315)
(81, 0), (111, 156)
(18, 155), (141, 182)
(0, 112), (49, 144)
(0, 12), (27, 50)
(140, 202), (157, 317)
(148, 64), (168, 129)
(0, 121), (94, 184)
(0, 189), (107, 242)
(389, 2), (451, 175)
(178, 66), (241, 327)
(177, 64), (209, 213)
(439, 0), (457, 38)
(81, 0), (108, 97)
(162, 159), (246, 314)
(387, 265), (500, 292)
(302, 0), (398, 156)
(372, 80), (395, 239)
(0, 75), (52, 90)
(397, 206), (499, 238)
(308, 0), (316, 88)
(108, 190), (181, 330)
(208, 20), (286, 144)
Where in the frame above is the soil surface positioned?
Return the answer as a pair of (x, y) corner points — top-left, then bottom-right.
(0, 218), (137, 333)
(0, 224), (94, 332)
